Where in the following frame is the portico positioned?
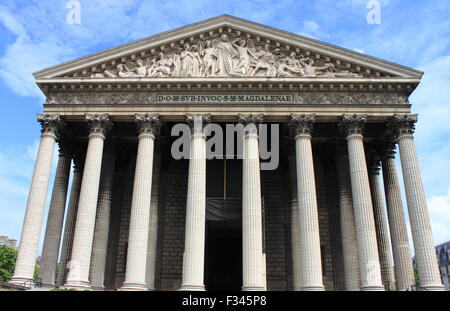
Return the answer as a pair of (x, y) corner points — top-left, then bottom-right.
(10, 15), (443, 291)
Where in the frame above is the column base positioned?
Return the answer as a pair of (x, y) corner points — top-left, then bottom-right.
(64, 280), (91, 291)
(242, 285), (265, 291)
(419, 284), (445, 291)
(90, 286), (106, 291)
(301, 285), (326, 291)
(360, 285), (385, 291)
(10, 277), (34, 289)
(179, 284), (206, 291)
(120, 282), (148, 291)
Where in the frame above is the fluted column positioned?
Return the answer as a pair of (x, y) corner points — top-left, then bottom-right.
(180, 114), (210, 291)
(390, 114), (444, 291)
(334, 143), (361, 291)
(381, 142), (415, 291)
(90, 141), (117, 290)
(11, 114), (64, 287)
(40, 141), (72, 287)
(146, 140), (163, 290)
(57, 153), (84, 287)
(339, 114), (384, 291)
(239, 114), (265, 291)
(65, 114), (112, 290)
(288, 140), (302, 291)
(121, 114), (160, 291)
(289, 114), (324, 291)
(368, 152), (396, 291)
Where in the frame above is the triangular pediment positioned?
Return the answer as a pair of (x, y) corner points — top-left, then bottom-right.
(34, 15), (422, 81)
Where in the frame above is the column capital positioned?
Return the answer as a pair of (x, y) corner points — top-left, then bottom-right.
(388, 114), (418, 138)
(238, 114), (263, 135)
(380, 140), (397, 160)
(338, 114), (367, 136)
(186, 114), (211, 135)
(85, 114), (112, 138)
(38, 114), (65, 139)
(289, 114), (316, 137)
(135, 114), (161, 137)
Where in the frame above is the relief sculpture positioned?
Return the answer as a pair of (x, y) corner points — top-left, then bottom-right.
(88, 34), (367, 79)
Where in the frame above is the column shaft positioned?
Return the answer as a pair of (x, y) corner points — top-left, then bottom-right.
(180, 115), (209, 291)
(57, 166), (82, 286)
(65, 114), (111, 289)
(335, 146), (361, 291)
(11, 115), (62, 287)
(121, 115), (158, 291)
(381, 149), (415, 291)
(40, 149), (72, 286)
(90, 147), (116, 290)
(340, 115), (384, 291)
(368, 160), (396, 290)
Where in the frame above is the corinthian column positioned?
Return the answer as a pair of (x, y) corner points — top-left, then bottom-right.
(334, 143), (361, 291)
(239, 114), (265, 291)
(65, 114), (112, 290)
(289, 114), (324, 291)
(390, 114), (444, 291)
(40, 140), (72, 287)
(381, 141), (415, 291)
(368, 152), (396, 291)
(11, 114), (64, 287)
(90, 141), (117, 290)
(338, 114), (384, 291)
(57, 152), (84, 287)
(121, 114), (160, 291)
(180, 114), (210, 291)
(287, 139), (301, 291)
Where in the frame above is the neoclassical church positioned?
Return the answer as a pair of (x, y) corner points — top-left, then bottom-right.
(11, 15), (444, 291)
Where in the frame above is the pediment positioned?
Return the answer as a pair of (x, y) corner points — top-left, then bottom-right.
(34, 15), (423, 81)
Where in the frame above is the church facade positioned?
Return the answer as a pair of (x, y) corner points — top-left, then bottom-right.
(10, 15), (444, 291)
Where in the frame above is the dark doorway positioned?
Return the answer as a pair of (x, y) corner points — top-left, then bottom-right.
(205, 222), (242, 291)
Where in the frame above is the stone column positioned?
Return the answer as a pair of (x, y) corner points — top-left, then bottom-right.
(121, 114), (160, 291)
(289, 114), (325, 291)
(40, 140), (72, 287)
(390, 114), (444, 291)
(368, 152), (396, 291)
(338, 114), (384, 291)
(334, 143), (361, 291)
(146, 139), (164, 290)
(381, 141), (415, 291)
(288, 139), (302, 291)
(56, 152), (84, 287)
(11, 114), (64, 287)
(65, 114), (112, 290)
(90, 141), (117, 290)
(180, 114), (210, 291)
(239, 114), (265, 291)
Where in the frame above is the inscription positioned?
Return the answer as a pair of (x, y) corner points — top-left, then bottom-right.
(157, 94), (294, 103)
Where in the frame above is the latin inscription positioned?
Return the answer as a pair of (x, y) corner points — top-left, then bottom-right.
(156, 94), (294, 104)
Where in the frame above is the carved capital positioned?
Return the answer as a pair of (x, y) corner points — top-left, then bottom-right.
(338, 114), (367, 136)
(72, 144), (86, 173)
(37, 114), (65, 139)
(186, 114), (211, 135)
(289, 114), (316, 137)
(135, 114), (161, 137)
(238, 114), (263, 135)
(57, 136), (74, 157)
(388, 114), (418, 138)
(85, 114), (112, 137)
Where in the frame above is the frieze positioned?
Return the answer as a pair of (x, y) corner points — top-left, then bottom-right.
(44, 92), (409, 106)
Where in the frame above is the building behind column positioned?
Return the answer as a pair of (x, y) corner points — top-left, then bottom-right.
(10, 15), (444, 291)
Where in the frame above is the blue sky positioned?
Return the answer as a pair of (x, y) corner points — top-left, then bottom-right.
(0, 0), (449, 252)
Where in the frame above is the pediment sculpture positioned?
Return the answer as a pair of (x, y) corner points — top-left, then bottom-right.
(89, 34), (363, 79)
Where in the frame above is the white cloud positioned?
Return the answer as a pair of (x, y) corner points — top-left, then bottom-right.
(428, 188), (450, 245)
(299, 19), (329, 40)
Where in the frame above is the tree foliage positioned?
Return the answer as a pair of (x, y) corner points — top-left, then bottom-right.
(0, 245), (18, 282)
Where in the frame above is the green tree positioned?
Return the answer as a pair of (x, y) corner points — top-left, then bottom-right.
(0, 245), (18, 282)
